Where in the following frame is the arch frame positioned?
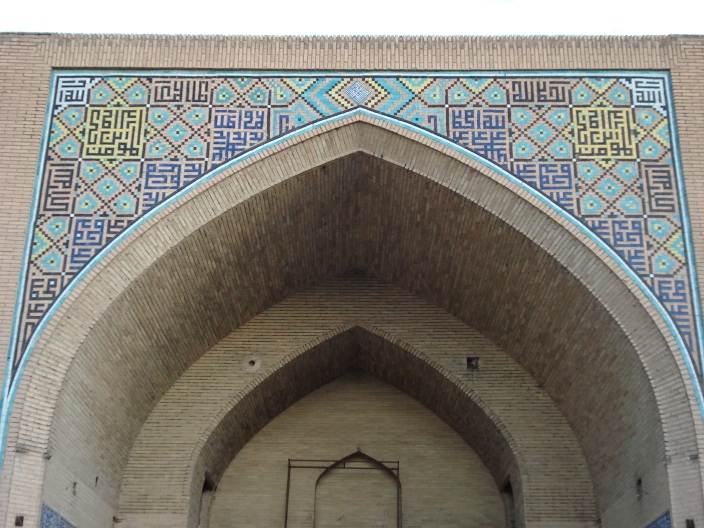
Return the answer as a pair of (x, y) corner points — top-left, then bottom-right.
(1, 111), (701, 527)
(135, 315), (545, 528)
(4, 69), (703, 441)
(179, 321), (528, 505)
(3, 107), (703, 454)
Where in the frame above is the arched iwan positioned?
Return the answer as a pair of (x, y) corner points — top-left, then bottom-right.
(4, 114), (701, 528)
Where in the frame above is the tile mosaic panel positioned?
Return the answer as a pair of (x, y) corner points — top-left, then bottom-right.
(7, 72), (701, 401)
(40, 505), (75, 528)
(646, 511), (671, 528)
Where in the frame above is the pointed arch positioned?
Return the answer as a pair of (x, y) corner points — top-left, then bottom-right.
(3, 113), (702, 528)
(314, 450), (401, 487)
(119, 314), (565, 528)
(312, 450), (402, 528)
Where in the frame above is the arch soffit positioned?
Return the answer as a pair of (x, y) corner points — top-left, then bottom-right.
(112, 303), (547, 522)
(187, 322), (525, 485)
(14, 112), (698, 446)
(113, 272), (652, 524)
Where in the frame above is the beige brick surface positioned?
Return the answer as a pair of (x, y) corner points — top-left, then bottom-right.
(111, 278), (598, 528)
(209, 373), (505, 528)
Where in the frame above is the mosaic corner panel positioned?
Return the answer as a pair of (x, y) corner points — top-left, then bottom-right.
(645, 511), (671, 528)
(40, 504), (75, 528)
(7, 71), (702, 399)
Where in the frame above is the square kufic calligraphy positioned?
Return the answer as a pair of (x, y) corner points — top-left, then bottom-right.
(211, 108), (267, 164)
(56, 77), (91, 108)
(573, 108), (636, 160)
(84, 107), (146, 159)
(10, 72), (700, 387)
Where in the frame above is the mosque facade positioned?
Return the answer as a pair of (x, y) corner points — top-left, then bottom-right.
(1, 34), (704, 528)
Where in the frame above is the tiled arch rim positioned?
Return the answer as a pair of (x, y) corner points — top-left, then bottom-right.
(3, 118), (701, 526)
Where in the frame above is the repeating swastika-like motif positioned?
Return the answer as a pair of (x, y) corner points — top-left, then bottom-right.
(10, 72), (700, 390)
(55, 77), (93, 111)
(151, 79), (211, 104)
(509, 79), (571, 105)
(211, 109), (267, 164)
(450, 108), (509, 167)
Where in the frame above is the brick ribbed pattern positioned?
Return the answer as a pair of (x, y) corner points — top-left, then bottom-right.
(5, 119), (698, 528)
(33, 142), (675, 528)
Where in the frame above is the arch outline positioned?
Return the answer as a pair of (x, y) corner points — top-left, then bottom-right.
(1, 113), (700, 528)
(4, 107), (702, 443)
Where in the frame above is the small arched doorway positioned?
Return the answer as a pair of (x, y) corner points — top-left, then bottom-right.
(312, 451), (400, 528)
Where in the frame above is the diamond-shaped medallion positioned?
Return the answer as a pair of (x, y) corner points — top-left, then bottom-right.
(345, 81), (371, 105)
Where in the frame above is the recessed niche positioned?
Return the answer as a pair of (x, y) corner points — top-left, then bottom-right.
(243, 356), (261, 373)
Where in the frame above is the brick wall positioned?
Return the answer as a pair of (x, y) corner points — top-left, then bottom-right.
(110, 278), (597, 528)
(209, 373), (505, 528)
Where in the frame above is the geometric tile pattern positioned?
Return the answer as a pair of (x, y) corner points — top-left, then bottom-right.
(9, 72), (701, 393)
(40, 505), (75, 528)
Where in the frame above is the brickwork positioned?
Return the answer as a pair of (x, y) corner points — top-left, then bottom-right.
(19, 135), (686, 527)
(110, 278), (597, 528)
(0, 117), (697, 528)
(209, 373), (505, 528)
(0, 34), (703, 528)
